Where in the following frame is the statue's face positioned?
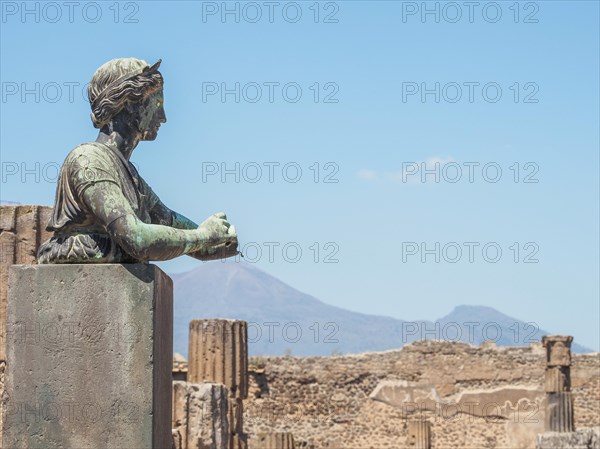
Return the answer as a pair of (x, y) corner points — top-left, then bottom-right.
(138, 88), (166, 141)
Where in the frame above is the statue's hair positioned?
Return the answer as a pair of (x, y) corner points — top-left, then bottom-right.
(87, 58), (163, 129)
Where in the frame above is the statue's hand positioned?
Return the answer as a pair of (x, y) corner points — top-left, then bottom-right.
(194, 212), (238, 260)
(198, 212), (234, 242)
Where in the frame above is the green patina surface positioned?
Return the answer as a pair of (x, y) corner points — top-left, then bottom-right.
(38, 58), (238, 264)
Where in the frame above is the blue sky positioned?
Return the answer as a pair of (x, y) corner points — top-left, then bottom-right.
(1, 1), (599, 350)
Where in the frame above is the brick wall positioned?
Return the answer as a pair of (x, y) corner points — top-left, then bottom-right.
(244, 341), (600, 449)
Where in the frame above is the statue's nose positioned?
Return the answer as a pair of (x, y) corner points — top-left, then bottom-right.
(160, 109), (167, 124)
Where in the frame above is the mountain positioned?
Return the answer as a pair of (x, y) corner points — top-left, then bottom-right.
(171, 261), (594, 356)
(172, 261), (412, 357)
(436, 305), (591, 353)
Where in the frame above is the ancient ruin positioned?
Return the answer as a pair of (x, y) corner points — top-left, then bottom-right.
(543, 335), (575, 432)
(2, 203), (600, 449)
(172, 381), (230, 449)
(0, 60), (597, 446)
(188, 319), (249, 448)
(533, 336), (599, 449)
(239, 340), (599, 449)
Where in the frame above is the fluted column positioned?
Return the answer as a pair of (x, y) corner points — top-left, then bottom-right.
(542, 335), (574, 432)
(254, 432), (296, 449)
(545, 366), (570, 392)
(546, 392), (574, 433)
(188, 319), (248, 397)
(407, 419), (432, 449)
(188, 319), (248, 448)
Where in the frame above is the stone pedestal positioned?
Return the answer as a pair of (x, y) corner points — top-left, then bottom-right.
(407, 420), (432, 449)
(2, 264), (173, 449)
(188, 319), (248, 447)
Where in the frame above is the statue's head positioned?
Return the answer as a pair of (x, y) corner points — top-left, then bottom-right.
(88, 58), (166, 141)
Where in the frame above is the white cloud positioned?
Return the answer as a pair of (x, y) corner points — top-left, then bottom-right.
(389, 156), (456, 184)
(357, 168), (378, 181)
(358, 157), (456, 184)
(423, 156), (455, 167)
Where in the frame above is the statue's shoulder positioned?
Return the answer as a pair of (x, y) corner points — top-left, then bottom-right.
(65, 142), (110, 161)
(60, 143), (122, 188)
(62, 142), (116, 172)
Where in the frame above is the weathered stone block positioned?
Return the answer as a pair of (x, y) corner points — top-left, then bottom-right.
(537, 427), (600, 449)
(171, 381), (230, 449)
(369, 380), (440, 413)
(2, 264), (173, 449)
(453, 386), (544, 419)
(173, 380), (189, 430)
(186, 382), (230, 449)
(0, 206), (17, 233)
(543, 335), (573, 367)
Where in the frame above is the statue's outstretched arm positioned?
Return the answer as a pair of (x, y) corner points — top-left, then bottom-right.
(149, 199), (198, 230)
(82, 182), (235, 261)
(147, 198), (237, 261)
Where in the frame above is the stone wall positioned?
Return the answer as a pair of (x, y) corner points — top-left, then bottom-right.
(2, 206), (598, 449)
(243, 341), (600, 449)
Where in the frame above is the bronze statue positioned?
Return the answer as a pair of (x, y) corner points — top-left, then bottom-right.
(37, 58), (238, 264)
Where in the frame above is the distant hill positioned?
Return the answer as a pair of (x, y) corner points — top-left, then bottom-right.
(436, 305), (591, 353)
(171, 261), (593, 356)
